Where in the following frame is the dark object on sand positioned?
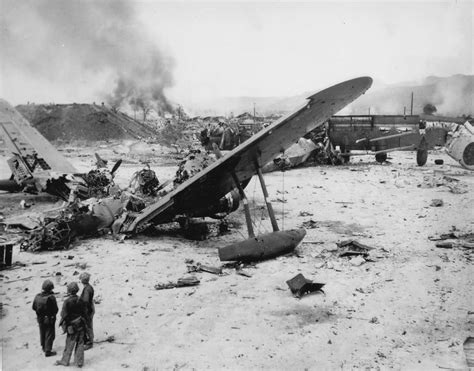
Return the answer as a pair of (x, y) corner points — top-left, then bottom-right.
(154, 276), (200, 290)
(337, 240), (373, 257)
(430, 199), (444, 207)
(435, 241), (453, 249)
(0, 239), (13, 269)
(187, 262), (222, 275)
(434, 159), (444, 165)
(286, 273), (325, 298)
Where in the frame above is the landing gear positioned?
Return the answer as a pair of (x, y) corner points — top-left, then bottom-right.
(219, 163), (306, 262)
(178, 218), (209, 240)
(416, 148), (428, 166)
(341, 153), (350, 164)
(339, 146), (350, 164)
(416, 138), (428, 166)
(375, 152), (387, 163)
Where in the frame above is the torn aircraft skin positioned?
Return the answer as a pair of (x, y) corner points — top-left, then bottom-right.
(445, 121), (474, 170)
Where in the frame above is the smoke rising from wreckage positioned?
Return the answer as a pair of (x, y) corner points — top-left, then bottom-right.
(1, 0), (175, 115)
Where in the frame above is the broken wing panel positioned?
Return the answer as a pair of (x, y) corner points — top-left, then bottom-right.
(121, 77), (373, 232)
(0, 99), (77, 173)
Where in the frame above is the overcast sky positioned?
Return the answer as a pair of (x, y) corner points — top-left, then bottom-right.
(0, 0), (472, 107)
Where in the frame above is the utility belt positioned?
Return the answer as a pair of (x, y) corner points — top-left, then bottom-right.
(38, 316), (56, 326)
(66, 316), (84, 335)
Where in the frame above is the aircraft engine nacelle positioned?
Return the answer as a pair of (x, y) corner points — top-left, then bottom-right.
(186, 189), (241, 219)
(446, 122), (474, 171)
(0, 179), (23, 192)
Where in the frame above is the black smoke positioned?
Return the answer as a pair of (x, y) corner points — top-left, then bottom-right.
(1, 0), (175, 113)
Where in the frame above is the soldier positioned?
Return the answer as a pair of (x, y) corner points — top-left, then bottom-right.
(55, 282), (85, 367)
(32, 279), (58, 357)
(79, 272), (95, 349)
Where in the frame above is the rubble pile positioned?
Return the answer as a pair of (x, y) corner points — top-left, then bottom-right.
(16, 103), (158, 142)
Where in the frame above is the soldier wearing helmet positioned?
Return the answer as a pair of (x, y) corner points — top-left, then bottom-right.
(55, 282), (86, 367)
(79, 272), (95, 350)
(32, 279), (59, 357)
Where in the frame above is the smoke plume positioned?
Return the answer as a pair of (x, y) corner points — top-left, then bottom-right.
(428, 75), (473, 115)
(1, 0), (175, 113)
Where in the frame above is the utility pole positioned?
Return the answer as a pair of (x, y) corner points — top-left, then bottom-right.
(410, 92), (414, 115)
(253, 103), (256, 123)
(253, 102), (256, 132)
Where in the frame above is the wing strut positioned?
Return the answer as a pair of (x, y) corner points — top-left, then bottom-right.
(212, 143), (255, 238)
(231, 172), (255, 238)
(256, 166), (279, 232)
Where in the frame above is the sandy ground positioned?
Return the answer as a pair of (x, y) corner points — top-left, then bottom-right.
(1, 147), (473, 370)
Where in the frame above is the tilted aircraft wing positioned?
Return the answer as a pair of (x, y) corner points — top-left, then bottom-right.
(121, 77), (373, 232)
(0, 99), (77, 174)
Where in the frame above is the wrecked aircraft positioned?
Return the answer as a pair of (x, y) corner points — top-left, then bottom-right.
(445, 121), (474, 170)
(262, 138), (319, 173)
(11, 77), (373, 254)
(322, 114), (473, 167)
(116, 77), (373, 259)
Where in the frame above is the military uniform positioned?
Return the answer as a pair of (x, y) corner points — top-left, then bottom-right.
(56, 283), (86, 367)
(32, 280), (58, 356)
(80, 282), (95, 347)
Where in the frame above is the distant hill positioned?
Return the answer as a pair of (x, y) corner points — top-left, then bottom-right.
(16, 103), (158, 142)
(185, 75), (473, 117)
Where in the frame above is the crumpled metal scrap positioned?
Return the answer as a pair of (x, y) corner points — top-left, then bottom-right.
(82, 169), (113, 198)
(174, 149), (214, 186)
(20, 193), (139, 252)
(20, 213), (77, 252)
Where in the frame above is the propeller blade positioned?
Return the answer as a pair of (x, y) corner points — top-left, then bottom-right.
(111, 159), (122, 175)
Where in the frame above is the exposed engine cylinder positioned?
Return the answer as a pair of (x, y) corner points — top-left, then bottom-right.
(185, 189), (240, 218)
(446, 122), (474, 171)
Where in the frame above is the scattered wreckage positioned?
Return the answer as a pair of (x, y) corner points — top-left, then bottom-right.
(4, 77), (373, 257)
(198, 112), (474, 171)
(18, 193), (141, 251)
